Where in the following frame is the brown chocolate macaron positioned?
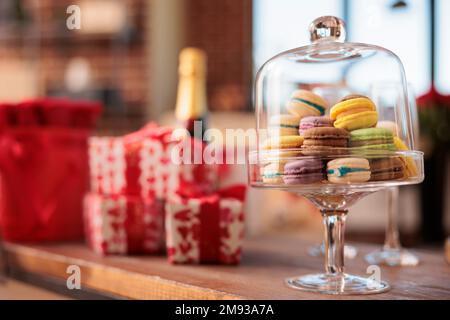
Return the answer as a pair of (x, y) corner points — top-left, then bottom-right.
(302, 127), (350, 156)
(369, 157), (405, 181)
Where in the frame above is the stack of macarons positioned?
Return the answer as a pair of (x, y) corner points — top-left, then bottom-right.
(261, 89), (328, 183)
(261, 135), (304, 183)
(347, 127), (406, 180)
(377, 120), (418, 178)
(260, 89), (417, 185)
(392, 136), (418, 178)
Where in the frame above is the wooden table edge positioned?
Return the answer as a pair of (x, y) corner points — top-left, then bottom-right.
(4, 243), (244, 300)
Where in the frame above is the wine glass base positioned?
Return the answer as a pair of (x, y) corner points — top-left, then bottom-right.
(308, 243), (358, 259)
(285, 273), (390, 295)
(365, 249), (419, 267)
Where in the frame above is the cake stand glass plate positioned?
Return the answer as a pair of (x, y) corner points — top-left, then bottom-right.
(249, 16), (424, 295)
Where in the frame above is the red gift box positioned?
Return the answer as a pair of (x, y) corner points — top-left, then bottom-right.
(88, 124), (218, 199)
(165, 185), (246, 264)
(84, 193), (165, 255)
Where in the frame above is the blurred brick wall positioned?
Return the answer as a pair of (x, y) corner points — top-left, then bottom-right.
(0, 0), (148, 117)
(184, 0), (253, 112)
(0, 0), (253, 117)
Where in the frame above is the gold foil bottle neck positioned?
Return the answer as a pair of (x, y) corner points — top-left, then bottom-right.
(178, 47), (207, 78)
(175, 47), (208, 121)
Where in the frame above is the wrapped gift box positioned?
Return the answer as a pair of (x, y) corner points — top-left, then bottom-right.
(165, 185), (246, 264)
(0, 99), (101, 242)
(88, 124), (218, 198)
(84, 193), (165, 255)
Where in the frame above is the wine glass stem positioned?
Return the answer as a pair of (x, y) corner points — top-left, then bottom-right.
(321, 209), (348, 276)
(384, 187), (401, 251)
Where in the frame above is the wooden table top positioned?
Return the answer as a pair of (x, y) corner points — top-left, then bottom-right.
(4, 236), (450, 300)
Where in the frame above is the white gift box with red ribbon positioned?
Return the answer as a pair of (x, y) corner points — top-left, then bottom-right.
(165, 185), (246, 264)
(88, 124), (218, 199)
(83, 193), (165, 255)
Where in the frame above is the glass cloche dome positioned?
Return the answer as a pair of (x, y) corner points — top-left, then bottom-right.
(248, 16), (424, 295)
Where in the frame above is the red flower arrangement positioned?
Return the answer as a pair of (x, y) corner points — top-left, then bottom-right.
(417, 85), (450, 152)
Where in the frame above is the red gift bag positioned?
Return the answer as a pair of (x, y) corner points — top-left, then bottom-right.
(0, 98), (101, 242)
(0, 128), (91, 241)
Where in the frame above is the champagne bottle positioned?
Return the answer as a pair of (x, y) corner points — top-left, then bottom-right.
(175, 47), (209, 140)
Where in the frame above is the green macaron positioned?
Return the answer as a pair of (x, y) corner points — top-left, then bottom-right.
(349, 128), (396, 151)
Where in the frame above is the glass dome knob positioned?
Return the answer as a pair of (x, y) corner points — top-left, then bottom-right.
(309, 16), (346, 43)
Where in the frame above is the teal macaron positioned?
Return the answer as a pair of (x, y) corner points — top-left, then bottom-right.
(349, 128), (396, 151)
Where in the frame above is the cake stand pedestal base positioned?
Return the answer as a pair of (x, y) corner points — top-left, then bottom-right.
(287, 200), (392, 295)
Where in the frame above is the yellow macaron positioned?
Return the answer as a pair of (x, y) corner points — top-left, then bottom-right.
(393, 136), (418, 178)
(330, 95), (378, 131)
(286, 90), (328, 119)
(262, 135), (304, 150)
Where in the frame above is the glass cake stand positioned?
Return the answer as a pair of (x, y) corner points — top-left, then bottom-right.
(248, 150), (424, 295)
(250, 16), (424, 295)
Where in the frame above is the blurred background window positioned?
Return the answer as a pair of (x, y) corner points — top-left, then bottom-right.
(436, 0), (450, 94)
(348, 0), (431, 96)
(253, 0), (436, 97)
(253, 0), (343, 71)
(0, 0), (448, 118)
(0, 0), (149, 134)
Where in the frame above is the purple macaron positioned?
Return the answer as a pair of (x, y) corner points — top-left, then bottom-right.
(299, 116), (334, 135)
(283, 159), (325, 184)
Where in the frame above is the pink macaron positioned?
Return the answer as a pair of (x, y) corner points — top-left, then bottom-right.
(299, 116), (334, 135)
